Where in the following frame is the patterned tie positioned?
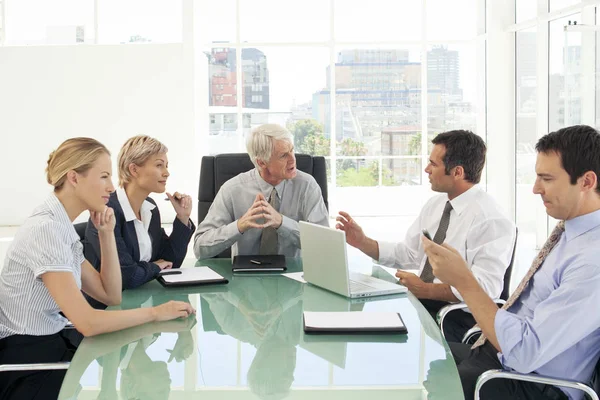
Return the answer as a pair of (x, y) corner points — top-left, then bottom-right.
(259, 188), (280, 255)
(471, 220), (566, 349)
(420, 201), (453, 283)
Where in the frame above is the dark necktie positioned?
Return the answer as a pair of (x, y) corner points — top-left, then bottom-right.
(259, 188), (280, 255)
(420, 201), (453, 283)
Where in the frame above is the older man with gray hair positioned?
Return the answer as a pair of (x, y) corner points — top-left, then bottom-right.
(194, 123), (329, 259)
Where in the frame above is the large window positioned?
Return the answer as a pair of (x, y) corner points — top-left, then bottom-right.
(4, 0), (95, 45)
(3, 0), (181, 45)
(199, 0), (483, 218)
(516, 0), (538, 24)
(596, 10), (600, 130)
(515, 28), (539, 281)
(512, 1), (598, 281)
(97, 0), (182, 44)
(549, 14), (582, 132)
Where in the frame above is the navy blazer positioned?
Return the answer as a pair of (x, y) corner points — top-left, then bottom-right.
(84, 192), (195, 290)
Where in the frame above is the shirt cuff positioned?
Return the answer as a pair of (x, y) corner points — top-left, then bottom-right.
(149, 262), (162, 276)
(180, 217), (194, 230)
(377, 241), (397, 265)
(277, 215), (297, 238)
(227, 220), (244, 240)
(173, 216), (194, 232)
(495, 308), (523, 365)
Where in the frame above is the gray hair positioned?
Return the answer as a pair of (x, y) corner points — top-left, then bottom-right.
(246, 124), (293, 169)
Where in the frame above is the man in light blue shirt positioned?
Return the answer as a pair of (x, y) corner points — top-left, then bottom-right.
(423, 125), (600, 400)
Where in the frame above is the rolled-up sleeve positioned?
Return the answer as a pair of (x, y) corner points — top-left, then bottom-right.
(377, 214), (422, 269)
(495, 263), (600, 373)
(28, 221), (75, 278)
(453, 218), (516, 301)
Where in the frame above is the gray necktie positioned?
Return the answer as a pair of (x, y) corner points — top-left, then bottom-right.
(420, 201), (453, 283)
(259, 188), (280, 255)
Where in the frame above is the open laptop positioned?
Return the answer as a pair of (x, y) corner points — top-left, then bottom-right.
(299, 221), (407, 298)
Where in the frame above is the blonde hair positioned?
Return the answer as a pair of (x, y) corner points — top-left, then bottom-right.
(118, 135), (168, 187)
(247, 124), (293, 169)
(46, 138), (110, 191)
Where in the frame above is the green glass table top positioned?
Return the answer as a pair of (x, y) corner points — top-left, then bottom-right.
(59, 258), (464, 400)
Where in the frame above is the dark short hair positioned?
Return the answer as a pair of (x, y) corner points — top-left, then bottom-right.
(535, 125), (600, 194)
(431, 130), (486, 184)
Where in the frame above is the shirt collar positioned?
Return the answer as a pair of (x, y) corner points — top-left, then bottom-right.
(447, 185), (481, 216)
(253, 168), (286, 199)
(116, 187), (156, 222)
(45, 192), (80, 244)
(564, 208), (600, 242)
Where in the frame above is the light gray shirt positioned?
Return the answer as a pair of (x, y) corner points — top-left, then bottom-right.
(0, 194), (83, 339)
(194, 168), (329, 259)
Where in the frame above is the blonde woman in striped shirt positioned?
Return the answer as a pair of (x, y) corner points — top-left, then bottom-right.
(0, 138), (195, 400)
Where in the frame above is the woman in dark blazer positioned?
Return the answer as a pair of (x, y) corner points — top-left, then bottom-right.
(85, 135), (195, 290)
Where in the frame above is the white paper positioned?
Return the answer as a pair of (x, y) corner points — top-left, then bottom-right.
(160, 267), (225, 283)
(282, 272), (307, 284)
(304, 311), (404, 330)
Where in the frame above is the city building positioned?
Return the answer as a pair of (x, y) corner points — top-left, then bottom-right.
(207, 47), (270, 110)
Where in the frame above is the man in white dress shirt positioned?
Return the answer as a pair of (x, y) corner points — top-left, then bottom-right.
(336, 130), (516, 342)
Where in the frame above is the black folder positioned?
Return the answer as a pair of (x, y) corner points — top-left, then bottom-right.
(232, 255), (287, 273)
(303, 311), (407, 334)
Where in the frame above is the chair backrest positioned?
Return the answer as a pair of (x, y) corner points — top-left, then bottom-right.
(74, 222), (87, 242)
(197, 153), (328, 258)
(592, 358), (600, 395)
(500, 227), (519, 301)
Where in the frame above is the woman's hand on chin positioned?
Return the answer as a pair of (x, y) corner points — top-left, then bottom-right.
(91, 207), (116, 233)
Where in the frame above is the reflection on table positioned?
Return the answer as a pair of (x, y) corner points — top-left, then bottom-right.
(59, 258), (464, 400)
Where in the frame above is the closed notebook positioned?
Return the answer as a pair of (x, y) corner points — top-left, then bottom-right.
(157, 267), (228, 287)
(232, 255), (287, 273)
(303, 311), (407, 334)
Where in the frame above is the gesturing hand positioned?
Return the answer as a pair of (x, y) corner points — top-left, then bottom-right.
(166, 192), (192, 224)
(335, 211), (366, 249)
(395, 270), (430, 299)
(91, 207), (116, 233)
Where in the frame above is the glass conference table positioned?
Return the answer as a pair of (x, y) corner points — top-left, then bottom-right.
(58, 258), (464, 400)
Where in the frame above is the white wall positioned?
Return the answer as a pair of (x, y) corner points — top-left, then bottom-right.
(0, 44), (196, 225)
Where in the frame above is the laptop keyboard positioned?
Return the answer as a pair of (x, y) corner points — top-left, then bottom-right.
(349, 280), (374, 292)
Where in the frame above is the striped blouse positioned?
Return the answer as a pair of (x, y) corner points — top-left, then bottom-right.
(0, 194), (83, 339)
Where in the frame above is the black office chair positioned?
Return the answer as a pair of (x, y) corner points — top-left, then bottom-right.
(437, 228), (519, 342)
(475, 357), (600, 400)
(197, 153), (328, 258)
(499, 227), (518, 301)
(74, 222), (86, 242)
